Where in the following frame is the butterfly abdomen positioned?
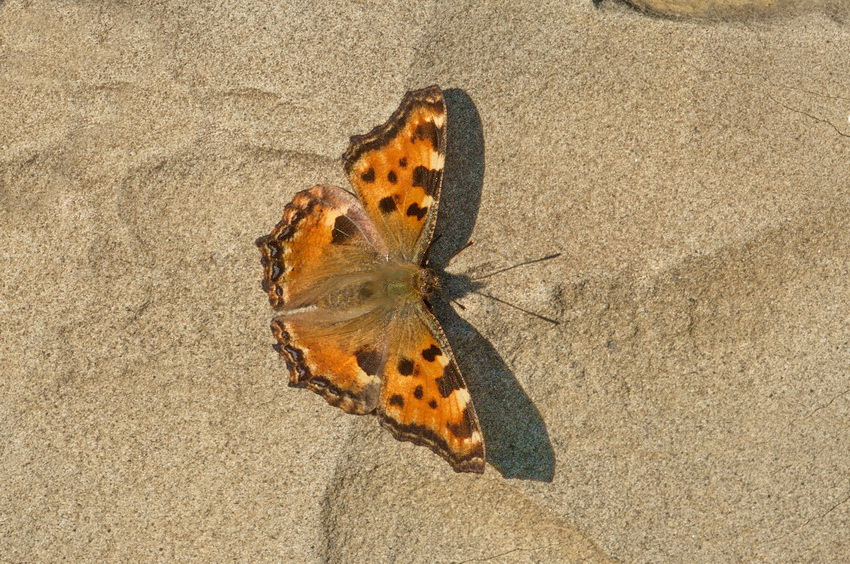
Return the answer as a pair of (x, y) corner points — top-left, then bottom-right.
(317, 278), (380, 311)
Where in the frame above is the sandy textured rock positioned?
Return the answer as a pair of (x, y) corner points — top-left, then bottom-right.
(2, 0), (848, 562)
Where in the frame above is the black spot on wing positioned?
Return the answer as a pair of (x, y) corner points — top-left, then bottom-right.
(435, 363), (463, 398)
(361, 168), (375, 182)
(379, 196), (397, 214)
(422, 345), (442, 362)
(389, 394), (405, 407)
(331, 214), (357, 245)
(387, 170), (397, 183)
(447, 406), (474, 438)
(356, 347), (381, 375)
(406, 203), (427, 221)
(414, 386), (423, 399)
(412, 166), (442, 196)
(428, 399), (438, 409)
(397, 357), (414, 376)
(412, 120), (442, 152)
(399, 157), (407, 168)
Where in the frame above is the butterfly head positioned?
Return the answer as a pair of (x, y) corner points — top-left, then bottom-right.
(416, 266), (441, 300)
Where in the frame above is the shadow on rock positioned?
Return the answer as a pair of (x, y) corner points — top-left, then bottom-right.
(431, 88), (555, 481)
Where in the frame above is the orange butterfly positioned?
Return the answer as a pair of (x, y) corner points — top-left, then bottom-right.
(256, 86), (485, 473)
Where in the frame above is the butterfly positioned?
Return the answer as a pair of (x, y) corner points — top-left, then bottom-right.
(255, 86), (485, 473)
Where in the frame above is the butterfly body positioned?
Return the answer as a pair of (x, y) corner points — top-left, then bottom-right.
(372, 261), (435, 303)
(311, 262), (421, 310)
(257, 86), (485, 473)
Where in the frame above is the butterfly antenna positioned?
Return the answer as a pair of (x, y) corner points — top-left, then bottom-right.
(424, 237), (475, 268)
(450, 297), (467, 311)
(470, 289), (560, 326)
(447, 240), (475, 265)
(471, 253), (562, 281)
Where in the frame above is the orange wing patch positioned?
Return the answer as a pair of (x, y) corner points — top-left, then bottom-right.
(256, 185), (386, 309)
(379, 308), (485, 473)
(271, 315), (384, 415)
(342, 86), (446, 262)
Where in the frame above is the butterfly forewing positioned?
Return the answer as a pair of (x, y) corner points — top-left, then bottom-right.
(343, 86), (446, 264)
(256, 185), (387, 310)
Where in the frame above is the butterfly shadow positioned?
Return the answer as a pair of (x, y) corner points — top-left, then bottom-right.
(430, 88), (555, 482)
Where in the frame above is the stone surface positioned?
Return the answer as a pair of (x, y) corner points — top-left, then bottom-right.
(2, 0), (849, 561)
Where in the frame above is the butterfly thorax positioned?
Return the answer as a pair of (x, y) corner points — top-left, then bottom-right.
(375, 262), (439, 303)
(315, 262), (438, 312)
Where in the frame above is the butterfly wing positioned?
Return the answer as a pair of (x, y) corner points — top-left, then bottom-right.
(342, 85), (446, 263)
(343, 87), (486, 472)
(379, 304), (486, 473)
(270, 309), (389, 415)
(256, 185), (390, 414)
(256, 185), (387, 310)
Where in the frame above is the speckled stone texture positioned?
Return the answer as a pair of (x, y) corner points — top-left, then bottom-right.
(2, 0), (848, 561)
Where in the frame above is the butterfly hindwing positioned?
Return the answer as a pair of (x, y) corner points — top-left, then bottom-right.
(270, 311), (387, 415)
(342, 85), (446, 263)
(379, 304), (485, 473)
